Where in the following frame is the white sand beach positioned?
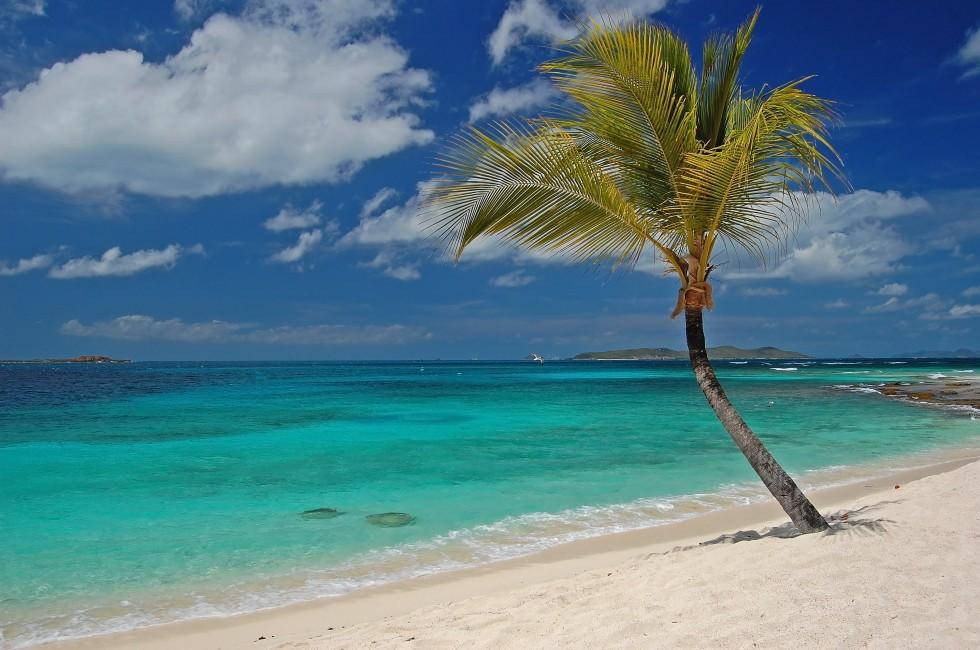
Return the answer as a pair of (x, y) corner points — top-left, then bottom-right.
(49, 456), (980, 650)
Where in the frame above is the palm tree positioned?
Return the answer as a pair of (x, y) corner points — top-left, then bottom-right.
(426, 9), (843, 534)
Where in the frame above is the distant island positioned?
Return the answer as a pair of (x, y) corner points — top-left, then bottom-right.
(894, 348), (978, 358)
(0, 355), (130, 364)
(573, 345), (810, 360)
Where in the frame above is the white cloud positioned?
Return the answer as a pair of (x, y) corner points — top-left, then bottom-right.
(955, 23), (980, 78)
(863, 296), (901, 313)
(269, 229), (322, 263)
(490, 270), (535, 287)
(341, 181), (435, 247)
(263, 200), (323, 232)
(49, 243), (200, 279)
(1, 0), (44, 19)
(173, 0), (223, 21)
(865, 292), (947, 316)
(920, 303), (980, 321)
(738, 286), (786, 297)
(488, 0), (669, 65)
(383, 264), (420, 281)
(61, 315), (246, 341)
(963, 286), (980, 297)
(360, 187), (398, 218)
(488, 0), (576, 66)
(824, 299), (848, 309)
(948, 304), (980, 318)
(469, 79), (557, 122)
(0, 252), (53, 276)
(723, 190), (930, 283)
(61, 314), (430, 345)
(0, 0), (433, 198)
(359, 249), (421, 281)
(876, 282), (908, 296)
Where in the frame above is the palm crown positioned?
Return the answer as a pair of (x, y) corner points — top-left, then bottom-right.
(428, 8), (842, 316)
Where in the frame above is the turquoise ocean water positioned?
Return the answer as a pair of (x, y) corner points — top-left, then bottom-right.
(1, 359), (979, 647)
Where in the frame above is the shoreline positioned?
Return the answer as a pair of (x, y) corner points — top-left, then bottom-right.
(43, 447), (980, 650)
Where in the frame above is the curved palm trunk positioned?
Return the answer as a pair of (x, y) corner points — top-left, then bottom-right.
(685, 307), (829, 534)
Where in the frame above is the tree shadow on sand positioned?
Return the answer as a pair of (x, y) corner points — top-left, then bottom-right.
(652, 501), (900, 556)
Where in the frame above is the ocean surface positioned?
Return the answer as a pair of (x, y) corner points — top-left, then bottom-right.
(2, 358), (979, 647)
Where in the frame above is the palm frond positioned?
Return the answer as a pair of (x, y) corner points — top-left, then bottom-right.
(698, 7), (759, 148)
(427, 121), (669, 270)
(680, 79), (843, 272)
(539, 19), (697, 215)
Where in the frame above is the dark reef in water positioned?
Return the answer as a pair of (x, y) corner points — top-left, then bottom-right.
(300, 507), (343, 519)
(878, 378), (980, 410)
(366, 512), (416, 527)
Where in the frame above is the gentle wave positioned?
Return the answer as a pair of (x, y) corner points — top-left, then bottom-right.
(770, 367), (798, 372)
(3, 487), (767, 648)
(833, 384), (881, 395)
(12, 436), (980, 650)
(12, 445), (980, 650)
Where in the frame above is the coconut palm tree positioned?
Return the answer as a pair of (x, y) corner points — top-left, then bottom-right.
(426, 9), (843, 534)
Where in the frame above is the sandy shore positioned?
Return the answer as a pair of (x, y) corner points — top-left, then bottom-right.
(47, 454), (980, 649)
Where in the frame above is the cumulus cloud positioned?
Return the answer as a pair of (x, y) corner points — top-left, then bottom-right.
(723, 190), (930, 283)
(269, 229), (323, 264)
(963, 286), (980, 297)
(469, 79), (558, 122)
(0, 252), (53, 276)
(61, 314), (430, 345)
(490, 270), (535, 287)
(49, 243), (202, 279)
(488, 0), (669, 65)
(956, 23), (980, 78)
(0, 0), (433, 198)
(263, 200), (324, 232)
(824, 299), (849, 309)
(876, 282), (908, 296)
(341, 181), (437, 247)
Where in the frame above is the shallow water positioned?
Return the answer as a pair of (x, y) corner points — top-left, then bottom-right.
(1, 359), (978, 647)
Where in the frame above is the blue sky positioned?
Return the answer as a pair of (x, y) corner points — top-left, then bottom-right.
(1, 0), (979, 360)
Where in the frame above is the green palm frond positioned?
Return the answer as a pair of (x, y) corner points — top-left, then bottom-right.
(698, 7), (759, 148)
(680, 79), (844, 272)
(539, 18), (697, 216)
(425, 8), (842, 294)
(429, 121), (666, 270)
